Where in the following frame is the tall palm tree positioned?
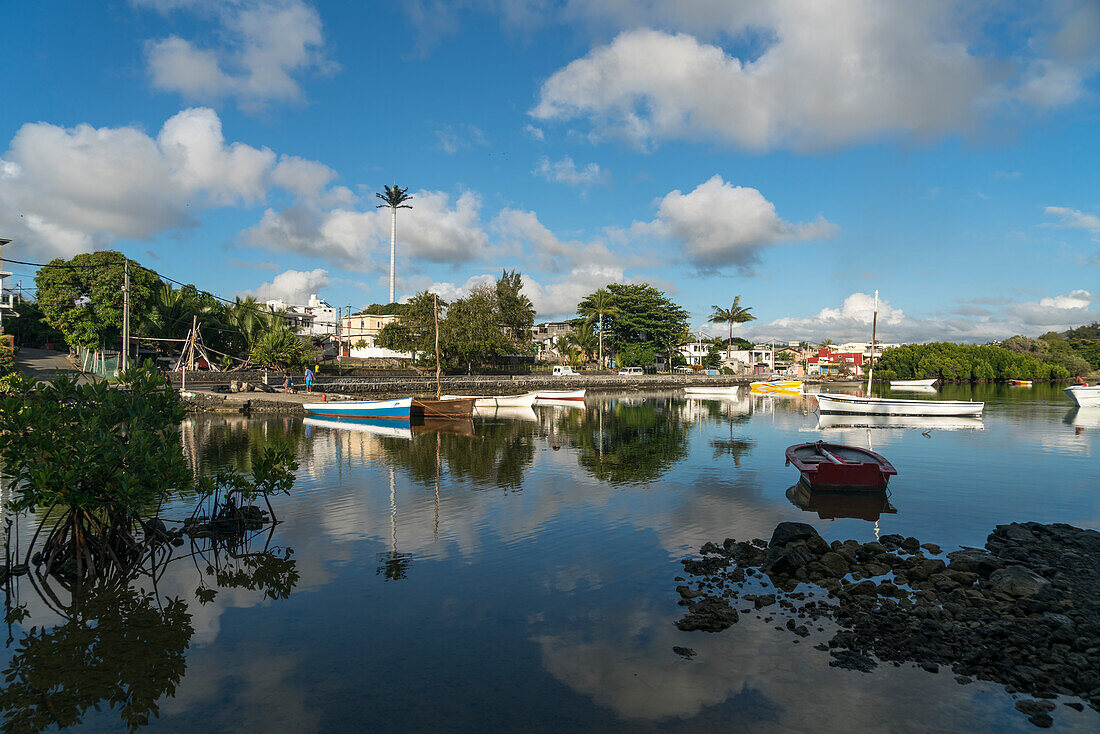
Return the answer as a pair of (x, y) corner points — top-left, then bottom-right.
(376, 184), (413, 304)
(709, 296), (756, 359)
(564, 321), (598, 364)
(579, 288), (619, 369)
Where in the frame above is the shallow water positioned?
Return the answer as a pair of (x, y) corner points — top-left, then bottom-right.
(3, 384), (1098, 732)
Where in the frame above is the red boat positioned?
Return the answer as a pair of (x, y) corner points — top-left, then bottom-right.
(785, 441), (897, 490)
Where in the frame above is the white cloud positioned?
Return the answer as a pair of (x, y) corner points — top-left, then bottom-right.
(0, 107), (341, 259)
(243, 189), (492, 269)
(523, 124), (545, 141)
(635, 175), (835, 270)
(533, 155), (608, 187)
(138, 0), (334, 109)
(1045, 206), (1100, 235)
(530, 2), (1100, 151)
(738, 290), (1099, 344)
(491, 207), (618, 272)
(242, 267), (329, 303)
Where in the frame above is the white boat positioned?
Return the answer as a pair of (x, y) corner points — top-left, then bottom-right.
(816, 414), (984, 431)
(1064, 385), (1100, 408)
(889, 378), (937, 388)
(534, 389), (586, 402)
(816, 393), (984, 417)
(684, 385), (740, 395)
(440, 391), (538, 408)
(750, 379), (803, 393)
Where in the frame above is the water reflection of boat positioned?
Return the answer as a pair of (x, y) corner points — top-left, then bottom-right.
(816, 414), (985, 431)
(1064, 408), (1100, 429)
(750, 379), (803, 393)
(684, 385), (739, 396)
(537, 398), (588, 409)
(474, 406), (538, 421)
(888, 385), (937, 394)
(785, 483), (897, 521)
(303, 416), (475, 437)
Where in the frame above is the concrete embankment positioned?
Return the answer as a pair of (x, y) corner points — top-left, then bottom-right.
(180, 374), (843, 415)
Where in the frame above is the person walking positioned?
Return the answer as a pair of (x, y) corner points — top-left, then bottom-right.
(304, 366), (314, 393)
(283, 371), (292, 393)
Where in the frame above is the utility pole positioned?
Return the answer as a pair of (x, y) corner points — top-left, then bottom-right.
(121, 258), (130, 371)
(433, 293), (441, 399)
(335, 306), (341, 362)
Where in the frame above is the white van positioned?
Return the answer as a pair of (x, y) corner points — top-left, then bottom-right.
(618, 367), (644, 376)
(552, 365), (577, 376)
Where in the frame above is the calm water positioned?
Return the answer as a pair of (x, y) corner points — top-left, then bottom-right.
(3, 384), (1099, 732)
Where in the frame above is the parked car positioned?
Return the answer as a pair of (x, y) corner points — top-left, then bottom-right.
(618, 366), (644, 376)
(552, 365), (578, 376)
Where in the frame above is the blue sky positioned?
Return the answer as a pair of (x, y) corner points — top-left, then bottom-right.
(1, 0), (1098, 343)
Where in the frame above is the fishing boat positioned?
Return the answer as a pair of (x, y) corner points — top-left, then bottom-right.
(816, 414), (984, 431)
(785, 441), (898, 490)
(534, 389), (586, 402)
(684, 385), (740, 396)
(785, 484), (897, 521)
(1006, 379), (1032, 387)
(302, 397), (476, 421)
(816, 393), (984, 417)
(440, 392), (538, 408)
(750, 379), (803, 393)
(1064, 385), (1100, 407)
(889, 378), (937, 388)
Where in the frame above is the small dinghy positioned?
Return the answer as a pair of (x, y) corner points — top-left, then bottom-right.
(785, 441), (897, 490)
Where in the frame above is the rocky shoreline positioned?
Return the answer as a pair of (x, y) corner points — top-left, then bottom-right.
(674, 521), (1100, 728)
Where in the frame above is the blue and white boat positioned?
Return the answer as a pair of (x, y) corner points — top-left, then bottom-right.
(302, 397), (475, 421)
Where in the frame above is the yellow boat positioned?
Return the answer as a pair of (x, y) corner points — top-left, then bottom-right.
(750, 379), (804, 393)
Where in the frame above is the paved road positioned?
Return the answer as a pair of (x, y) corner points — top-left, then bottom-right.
(14, 348), (95, 384)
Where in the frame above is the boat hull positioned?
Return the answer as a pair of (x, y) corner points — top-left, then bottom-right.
(816, 393), (983, 417)
(889, 379), (937, 388)
(1064, 385), (1100, 407)
(302, 397), (475, 420)
(1007, 380), (1032, 387)
(535, 389), (586, 401)
(441, 392), (538, 408)
(786, 441), (897, 490)
(303, 397), (412, 420)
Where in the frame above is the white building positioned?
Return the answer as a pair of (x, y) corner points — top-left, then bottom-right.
(340, 313), (412, 360)
(264, 294), (337, 337)
(0, 238), (13, 335)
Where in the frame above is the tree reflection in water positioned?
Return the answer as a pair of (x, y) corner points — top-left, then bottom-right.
(1, 529), (298, 732)
(561, 397), (691, 485)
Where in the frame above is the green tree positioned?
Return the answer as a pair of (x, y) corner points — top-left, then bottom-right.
(709, 296), (756, 359)
(249, 327), (310, 368)
(563, 320), (598, 364)
(375, 291), (445, 362)
(496, 269), (536, 351)
(443, 285), (512, 370)
(376, 184), (413, 304)
(598, 283), (689, 365)
(577, 287), (620, 369)
(703, 343), (723, 369)
(34, 252), (159, 349)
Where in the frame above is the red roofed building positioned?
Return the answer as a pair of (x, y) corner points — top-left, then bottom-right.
(806, 347), (865, 376)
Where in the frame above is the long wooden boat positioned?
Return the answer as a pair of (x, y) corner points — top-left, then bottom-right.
(440, 391), (538, 408)
(750, 379), (803, 393)
(1064, 385), (1100, 407)
(684, 385), (740, 396)
(816, 393), (983, 417)
(302, 397), (475, 420)
(785, 441), (898, 489)
(534, 389), (586, 402)
(889, 378), (937, 388)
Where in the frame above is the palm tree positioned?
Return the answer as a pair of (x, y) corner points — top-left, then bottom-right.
(578, 288), (619, 369)
(376, 184), (413, 304)
(564, 321), (598, 364)
(709, 296), (756, 359)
